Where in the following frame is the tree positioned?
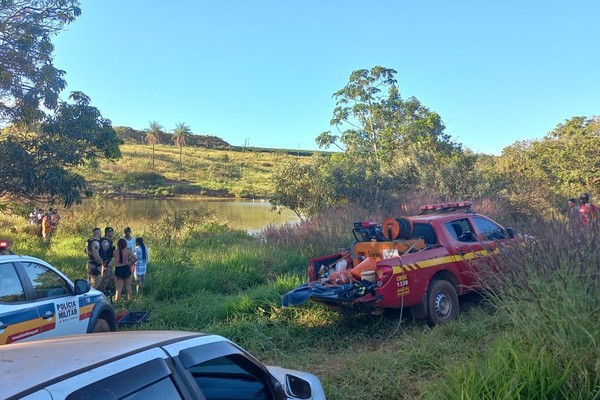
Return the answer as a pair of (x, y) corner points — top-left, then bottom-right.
(0, 0), (81, 125)
(0, 92), (122, 206)
(0, 2), (122, 208)
(312, 66), (463, 210)
(316, 66), (459, 166)
(270, 156), (330, 220)
(495, 116), (600, 214)
(172, 122), (192, 179)
(145, 121), (162, 168)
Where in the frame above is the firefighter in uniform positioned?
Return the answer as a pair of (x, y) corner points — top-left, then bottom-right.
(85, 228), (103, 288)
(98, 227), (116, 293)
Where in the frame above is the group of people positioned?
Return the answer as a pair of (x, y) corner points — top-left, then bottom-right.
(567, 193), (599, 230)
(85, 226), (149, 302)
(29, 207), (61, 242)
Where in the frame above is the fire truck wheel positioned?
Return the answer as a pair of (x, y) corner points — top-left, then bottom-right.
(93, 318), (111, 333)
(426, 280), (459, 327)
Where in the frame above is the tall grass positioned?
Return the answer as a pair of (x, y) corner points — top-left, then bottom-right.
(2, 202), (597, 399)
(436, 220), (600, 399)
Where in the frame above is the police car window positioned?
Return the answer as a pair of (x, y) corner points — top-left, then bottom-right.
(0, 263), (26, 302)
(473, 217), (506, 240)
(186, 354), (271, 400)
(22, 263), (70, 300)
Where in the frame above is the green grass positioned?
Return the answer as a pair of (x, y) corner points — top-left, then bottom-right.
(1, 203), (598, 399)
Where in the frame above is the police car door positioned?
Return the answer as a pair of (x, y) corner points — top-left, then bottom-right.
(0, 261), (43, 345)
(19, 261), (85, 339)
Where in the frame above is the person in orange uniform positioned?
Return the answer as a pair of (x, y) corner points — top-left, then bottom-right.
(41, 212), (52, 242)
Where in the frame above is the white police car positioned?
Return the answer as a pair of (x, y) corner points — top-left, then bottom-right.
(1, 331), (326, 400)
(0, 255), (115, 345)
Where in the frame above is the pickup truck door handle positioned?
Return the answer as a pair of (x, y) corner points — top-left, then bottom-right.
(0, 321), (8, 330)
(42, 311), (55, 319)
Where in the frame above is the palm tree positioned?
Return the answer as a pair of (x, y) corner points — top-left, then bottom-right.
(145, 121), (162, 168)
(172, 122), (192, 179)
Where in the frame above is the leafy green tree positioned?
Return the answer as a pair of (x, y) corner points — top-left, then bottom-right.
(0, 92), (122, 206)
(535, 116), (600, 194)
(145, 121), (162, 168)
(496, 116), (600, 214)
(312, 66), (463, 211)
(270, 156), (330, 220)
(0, 2), (122, 208)
(0, 0), (81, 124)
(316, 66), (459, 166)
(172, 122), (192, 178)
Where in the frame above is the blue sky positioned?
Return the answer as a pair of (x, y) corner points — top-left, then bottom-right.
(52, 1), (600, 155)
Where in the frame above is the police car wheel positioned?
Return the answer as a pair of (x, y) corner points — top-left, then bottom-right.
(93, 318), (110, 333)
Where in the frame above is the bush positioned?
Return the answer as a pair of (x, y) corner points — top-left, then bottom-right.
(122, 171), (165, 185)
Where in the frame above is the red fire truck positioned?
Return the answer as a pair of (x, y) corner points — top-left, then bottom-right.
(284, 202), (516, 326)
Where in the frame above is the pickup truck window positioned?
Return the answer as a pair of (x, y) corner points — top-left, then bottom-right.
(186, 354), (272, 400)
(66, 358), (182, 400)
(445, 219), (477, 242)
(411, 223), (438, 245)
(473, 217), (506, 240)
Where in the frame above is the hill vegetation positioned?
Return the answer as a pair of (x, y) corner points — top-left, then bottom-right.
(79, 142), (313, 199)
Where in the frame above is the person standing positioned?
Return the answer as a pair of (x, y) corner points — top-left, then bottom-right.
(41, 212), (52, 242)
(50, 209), (61, 233)
(579, 193), (599, 225)
(98, 227), (115, 293)
(134, 237), (149, 294)
(85, 228), (103, 288)
(113, 238), (137, 302)
(122, 227), (135, 273)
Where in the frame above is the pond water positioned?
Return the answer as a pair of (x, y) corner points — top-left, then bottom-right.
(85, 198), (299, 232)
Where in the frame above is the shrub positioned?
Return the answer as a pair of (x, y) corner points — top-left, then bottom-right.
(122, 171), (165, 185)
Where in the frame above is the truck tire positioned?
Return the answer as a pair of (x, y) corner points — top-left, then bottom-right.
(426, 280), (458, 327)
(93, 318), (110, 333)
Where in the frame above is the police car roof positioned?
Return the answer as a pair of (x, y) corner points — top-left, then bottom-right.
(1, 331), (218, 399)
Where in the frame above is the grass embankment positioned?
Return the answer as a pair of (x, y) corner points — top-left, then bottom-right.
(79, 143), (310, 199)
(1, 200), (598, 399)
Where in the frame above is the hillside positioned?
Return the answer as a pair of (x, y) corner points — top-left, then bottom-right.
(80, 141), (313, 199)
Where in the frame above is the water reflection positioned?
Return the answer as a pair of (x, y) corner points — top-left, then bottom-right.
(85, 198), (299, 231)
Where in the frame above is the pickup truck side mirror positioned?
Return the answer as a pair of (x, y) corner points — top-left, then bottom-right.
(74, 279), (91, 295)
(506, 227), (516, 239)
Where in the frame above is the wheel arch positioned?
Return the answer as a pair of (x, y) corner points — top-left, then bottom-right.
(413, 269), (459, 320)
(87, 303), (117, 333)
(431, 269), (458, 289)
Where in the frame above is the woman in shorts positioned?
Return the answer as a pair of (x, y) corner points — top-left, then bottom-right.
(113, 238), (137, 302)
